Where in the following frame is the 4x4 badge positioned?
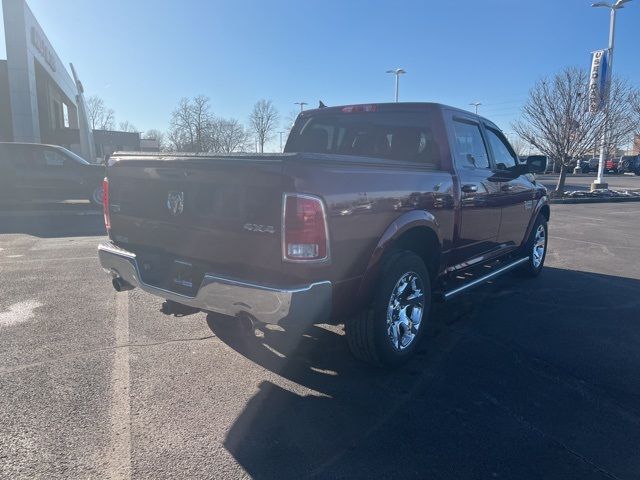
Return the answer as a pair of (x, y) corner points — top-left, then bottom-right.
(243, 223), (275, 234)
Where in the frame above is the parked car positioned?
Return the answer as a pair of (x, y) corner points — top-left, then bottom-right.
(0, 142), (105, 206)
(98, 102), (549, 367)
(618, 155), (640, 175)
(563, 158), (578, 173)
(564, 158), (588, 174)
(578, 157), (599, 173)
(605, 158), (619, 173)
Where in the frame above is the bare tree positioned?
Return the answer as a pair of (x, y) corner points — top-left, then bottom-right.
(143, 129), (167, 151)
(509, 135), (529, 157)
(515, 68), (638, 193)
(249, 99), (279, 153)
(514, 69), (603, 193)
(167, 95), (215, 152)
(283, 109), (299, 139)
(601, 79), (638, 158)
(212, 118), (251, 153)
(629, 89), (640, 146)
(86, 95), (115, 130)
(286, 109), (299, 128)
(118, 120), (138, 133)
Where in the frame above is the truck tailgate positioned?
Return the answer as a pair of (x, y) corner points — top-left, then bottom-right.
(107, 155), (286, 289)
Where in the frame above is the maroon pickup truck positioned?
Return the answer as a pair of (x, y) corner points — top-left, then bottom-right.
(98, 103), (549, 367)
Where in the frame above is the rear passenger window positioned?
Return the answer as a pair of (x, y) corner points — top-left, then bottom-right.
(452, 120), (489, 169)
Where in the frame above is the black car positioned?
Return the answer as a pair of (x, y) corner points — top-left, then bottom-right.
(0, 143), (105, 206)
(618, 155), (640, 175)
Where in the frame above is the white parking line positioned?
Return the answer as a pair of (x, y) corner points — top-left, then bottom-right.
(107, 292), (132, 479)
(0, 210), (101, 218)
(0, 300), (42, 327)
(0, 256), (96, 263)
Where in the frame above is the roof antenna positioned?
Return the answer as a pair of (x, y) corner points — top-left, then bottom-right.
(319, 100), (327, 109)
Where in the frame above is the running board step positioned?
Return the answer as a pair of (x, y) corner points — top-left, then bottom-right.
(434, 257), (529, 302)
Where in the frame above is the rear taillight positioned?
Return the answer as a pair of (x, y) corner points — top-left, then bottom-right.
(282, 193), (329, 262)
(102, 178), (110, 231)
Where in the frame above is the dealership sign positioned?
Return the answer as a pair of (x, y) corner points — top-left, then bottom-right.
(588, 49), (608, 113)
(30, 26), (57, 72)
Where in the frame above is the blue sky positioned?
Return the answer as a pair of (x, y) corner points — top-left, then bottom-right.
(1, 0), (639, 148)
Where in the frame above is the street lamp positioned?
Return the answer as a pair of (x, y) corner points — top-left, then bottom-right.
(294, 102), (308, 112)
(469, 102), (482, 114)
(278, 131), (285, 153)
(590, 0), (632, 191)
(386, 68), (406, 102)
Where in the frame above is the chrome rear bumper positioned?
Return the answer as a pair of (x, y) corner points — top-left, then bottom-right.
(98, 242), (332, 326)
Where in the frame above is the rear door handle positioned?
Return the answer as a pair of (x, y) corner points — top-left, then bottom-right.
(461, 184), (478, 194)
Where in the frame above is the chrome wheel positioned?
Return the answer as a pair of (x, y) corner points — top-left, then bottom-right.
(92, 186), (104, 206)
(532, 224), (546, 268)
(386, 272), (425, 351)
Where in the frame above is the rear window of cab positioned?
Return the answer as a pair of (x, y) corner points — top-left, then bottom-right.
(285, 111), (441, 166)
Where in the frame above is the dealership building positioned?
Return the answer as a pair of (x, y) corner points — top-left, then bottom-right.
(1, 0), (149, 161)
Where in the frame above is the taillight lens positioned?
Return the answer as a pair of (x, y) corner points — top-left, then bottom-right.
(283, 193), (329, 261)
(102, 178), (111, 231)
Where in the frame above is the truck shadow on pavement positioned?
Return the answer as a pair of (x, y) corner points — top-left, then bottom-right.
(207, 267), (640, 479)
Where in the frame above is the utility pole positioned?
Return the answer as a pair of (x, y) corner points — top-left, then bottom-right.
(386, 68), (406, 102)
(469, 102), (482, 114)
(294, 102), (308, 113)
(278, 131), (285, 153)
(591, 0), (632, 191)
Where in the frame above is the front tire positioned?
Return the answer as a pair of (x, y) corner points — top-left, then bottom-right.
(515, 215), (548, 278)
(346, 251), (431, 368)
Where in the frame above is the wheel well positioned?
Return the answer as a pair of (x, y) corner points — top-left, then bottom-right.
(393, 227), (441, 280)
(540, 205), (550, 221)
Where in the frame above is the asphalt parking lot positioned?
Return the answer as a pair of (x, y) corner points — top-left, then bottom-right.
(1, 202), (639, 479)
(538, 172), (640, 192)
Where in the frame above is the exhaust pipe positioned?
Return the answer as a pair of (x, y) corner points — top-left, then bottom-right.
(112, 277), (134, 292)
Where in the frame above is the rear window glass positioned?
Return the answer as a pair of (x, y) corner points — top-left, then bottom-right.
(285, 111), (441, 165)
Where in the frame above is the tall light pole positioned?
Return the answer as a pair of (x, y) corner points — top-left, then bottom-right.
(469, 102), (482, 114)
(386, 68), (406, 102)
(294, 102), (308, 112)
(278, 131), (285, 153)
(591, 0), (632, 191)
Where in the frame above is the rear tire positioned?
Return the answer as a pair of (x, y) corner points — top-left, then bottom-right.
(515, 215), (548, 278)
(346, 251), (431, 368)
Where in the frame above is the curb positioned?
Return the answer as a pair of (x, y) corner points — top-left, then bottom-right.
(550, 196), (640, 204)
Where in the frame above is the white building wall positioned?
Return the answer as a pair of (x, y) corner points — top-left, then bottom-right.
(3, 0), (79, 142)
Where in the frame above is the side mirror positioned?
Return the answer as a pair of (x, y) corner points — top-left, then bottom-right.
(526, 156), (547, 174)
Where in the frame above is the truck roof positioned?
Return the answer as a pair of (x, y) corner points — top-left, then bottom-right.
(299, 102), (500, 130)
